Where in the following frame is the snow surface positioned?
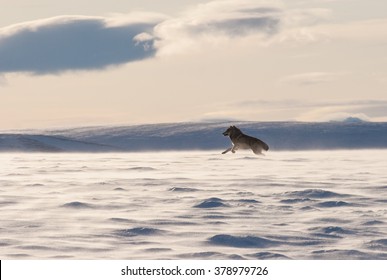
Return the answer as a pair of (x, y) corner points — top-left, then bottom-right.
(1, 150), (386, 259)
(1, 121), (387, 152)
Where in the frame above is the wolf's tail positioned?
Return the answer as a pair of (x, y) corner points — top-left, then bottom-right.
(258, 139), (269, 151)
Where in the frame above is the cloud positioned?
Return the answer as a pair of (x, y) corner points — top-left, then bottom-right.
(0, 1), (286, 74)
(280, 72), (345, 86)
(154, 0), (283, 55)
(292, 99), (387, 121)
(207, 98), (387, 122)
(317, 112), (371, 122)
(277, 18), (387, 45)
(3, 0), (383, 75)
(0, 74), (7, 86)
(0, 14), (164, 74)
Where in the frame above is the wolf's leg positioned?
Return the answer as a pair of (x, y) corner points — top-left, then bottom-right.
(222, 147), (232, 154)
(231, 145), (238, 153)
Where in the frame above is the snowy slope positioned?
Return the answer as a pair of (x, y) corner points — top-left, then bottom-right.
(1, 121), (387, 152)
(0, 134), (116, 152)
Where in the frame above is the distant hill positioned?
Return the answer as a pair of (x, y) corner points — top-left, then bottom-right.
(1, 121), (387, 152)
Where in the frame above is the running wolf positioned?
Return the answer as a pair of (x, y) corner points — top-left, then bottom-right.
(222, 126), (269, 155)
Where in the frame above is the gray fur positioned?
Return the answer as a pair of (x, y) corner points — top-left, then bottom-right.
(222, 126), (269, 155)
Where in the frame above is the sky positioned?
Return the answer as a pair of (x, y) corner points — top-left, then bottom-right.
(1, 0), (387, 129)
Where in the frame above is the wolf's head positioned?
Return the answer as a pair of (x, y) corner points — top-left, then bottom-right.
(222, 126), (241, 136)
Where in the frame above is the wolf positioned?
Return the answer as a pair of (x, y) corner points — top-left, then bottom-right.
(222, 126), (269, 155)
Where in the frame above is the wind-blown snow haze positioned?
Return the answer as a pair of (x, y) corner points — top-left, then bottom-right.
(1, 150), (386, 259)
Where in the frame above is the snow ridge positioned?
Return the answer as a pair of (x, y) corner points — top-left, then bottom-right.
(1, 121), (387, 152)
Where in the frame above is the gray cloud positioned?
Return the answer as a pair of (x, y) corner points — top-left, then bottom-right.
(200, 16), (280, 36)
(156, 3), (281, 37)
(153, 1), (283, 55)
(1, 1), (329, 75)
(182, 6), (281, 37)
(0, 2), (283, 75)
(0, 16), (160, 74)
